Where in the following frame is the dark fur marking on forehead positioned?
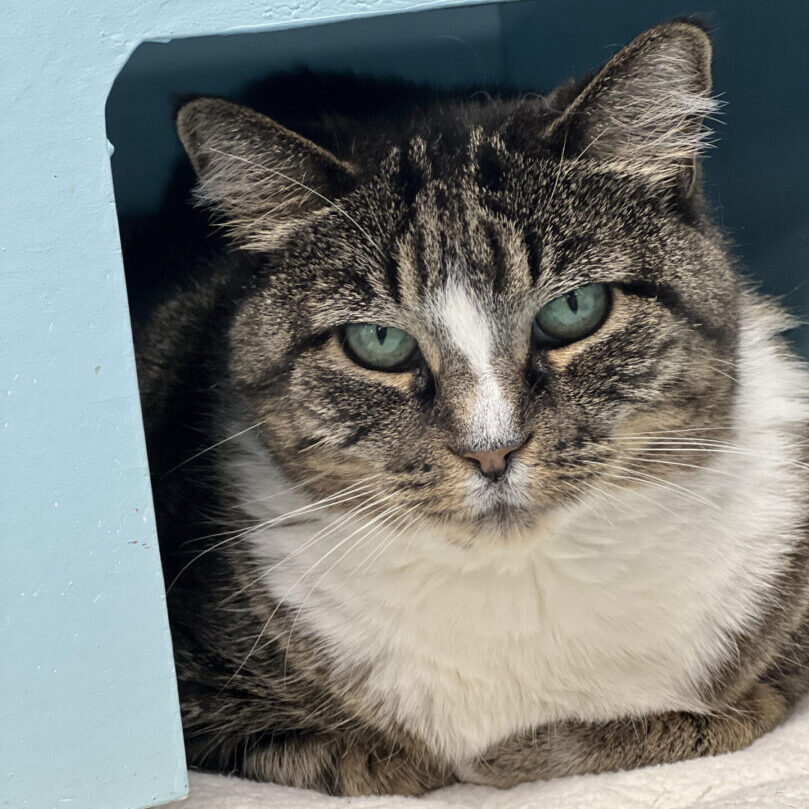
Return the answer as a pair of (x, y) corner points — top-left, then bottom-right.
(551, 236), (591, 279)
(474, 179), (511, 222)
(384, 255), (402, 304)
(346, 269), (376, 302)
(524, 231), (544, 286)
(475, 142), (505, 194)
(397, 155), (423, 208)
(482, 219), (508, 295)
(432, 183), (449, 213)
(413, 225), (431, 290)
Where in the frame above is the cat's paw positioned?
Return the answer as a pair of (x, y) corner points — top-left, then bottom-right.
(453, 756), (539, 790)
(453, 760), (492, 786)
(339, 745), (454, 796)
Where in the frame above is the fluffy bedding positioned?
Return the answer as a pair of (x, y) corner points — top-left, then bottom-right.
(183, 698), (809, 809)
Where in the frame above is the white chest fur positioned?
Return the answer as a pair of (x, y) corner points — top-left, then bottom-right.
(233, 309), (809, 763)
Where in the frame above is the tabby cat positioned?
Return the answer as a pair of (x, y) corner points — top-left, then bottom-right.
(135, 20), (809, 796)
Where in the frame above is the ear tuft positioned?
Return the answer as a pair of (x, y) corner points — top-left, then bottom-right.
(176, 98), (356, 248)
(545, 22), (721, 189)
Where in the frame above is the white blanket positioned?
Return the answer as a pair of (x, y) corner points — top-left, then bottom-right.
(184, 697), (809, 809)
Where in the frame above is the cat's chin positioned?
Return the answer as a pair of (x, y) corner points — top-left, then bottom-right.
(452, 466), (549, 539)
(445, 504), (551, 547)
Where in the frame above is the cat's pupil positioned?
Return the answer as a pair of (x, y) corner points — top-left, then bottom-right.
(376, 326), (388, 344)
(566, 292), (579, 314)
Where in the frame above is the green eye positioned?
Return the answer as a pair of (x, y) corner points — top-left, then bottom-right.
(342, 324), (419, 371)
(533, 283), (610, 345)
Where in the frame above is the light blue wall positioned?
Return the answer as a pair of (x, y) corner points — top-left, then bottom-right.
(0, 3), (496, 809)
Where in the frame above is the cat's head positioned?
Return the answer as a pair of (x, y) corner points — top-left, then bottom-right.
(177, 21), (739, 542)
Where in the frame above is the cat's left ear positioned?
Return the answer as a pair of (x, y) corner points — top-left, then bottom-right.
(177, 98), (357, 247)
(544, 21), (718, 192)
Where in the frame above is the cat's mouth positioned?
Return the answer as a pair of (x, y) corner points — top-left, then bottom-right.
(459, 461), (539, 531)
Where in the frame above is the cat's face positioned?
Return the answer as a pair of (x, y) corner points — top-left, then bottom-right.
(179, 22), (739, 541)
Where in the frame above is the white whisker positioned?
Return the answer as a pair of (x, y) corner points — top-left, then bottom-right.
(218, 486), (388, 604)
(586, 459), (718, 510)
(164, 419), (266, 476)
(223, 493), (397, 687)
(169, 478), (381, 593)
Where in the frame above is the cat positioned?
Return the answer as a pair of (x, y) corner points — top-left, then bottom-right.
(134, 19), (809, 796)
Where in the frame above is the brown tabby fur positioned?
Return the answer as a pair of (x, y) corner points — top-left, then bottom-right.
(133, 20), (809, 795)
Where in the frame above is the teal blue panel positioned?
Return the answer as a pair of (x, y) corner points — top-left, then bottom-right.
(107, 3), (508, 219)
(0, 3), (504, 809)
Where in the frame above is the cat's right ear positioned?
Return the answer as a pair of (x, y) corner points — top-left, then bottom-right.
(177, 98), (357, 248)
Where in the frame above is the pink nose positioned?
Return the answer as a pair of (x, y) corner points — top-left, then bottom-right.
(462, 442), (524, 480)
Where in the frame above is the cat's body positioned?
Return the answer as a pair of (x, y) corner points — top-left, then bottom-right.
(135, 21), (809, 795)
